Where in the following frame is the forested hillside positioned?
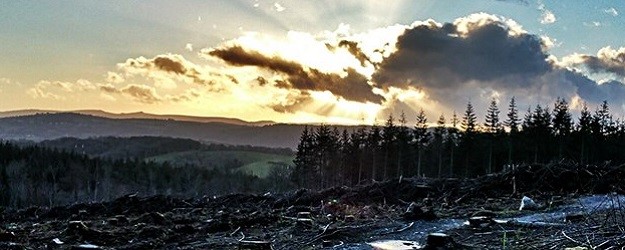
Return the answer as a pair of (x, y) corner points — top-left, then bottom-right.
(0, 142), (291, 208)
(38, 136), (203, 159)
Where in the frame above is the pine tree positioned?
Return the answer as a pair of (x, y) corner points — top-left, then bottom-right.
(293, 126), (315, 188)
(552, 98), (573, 159)
(461, 101), (478, 133)
(367, 125), (382, 181)
(414, 109), (430, 177)
(484, 98), (502, 133)
(552, 97), (573, 136)
(446, 111), (460, 177)
(577, 103), (592, 164)
(435, 114), (446, 177)
(594, 100), (613, 136)
(382, 114), (397, 180)
(396, 111), (411, 178)
(483, 99), (502, 173)
(504, 97), (520, 134)
(577, 103), (592, 134)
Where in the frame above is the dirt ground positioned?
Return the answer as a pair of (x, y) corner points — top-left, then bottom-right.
(2, 163), (625, 249)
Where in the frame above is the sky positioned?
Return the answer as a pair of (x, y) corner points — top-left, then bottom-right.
(1, 0), (625, 125)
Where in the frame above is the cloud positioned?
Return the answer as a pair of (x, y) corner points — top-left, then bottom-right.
(338, 40), (373, 67)
(119, 84), (163, 104)
(540, 10), (556, 24)
(583, 21), (602, 27)
(206, 45), (384, 103)
(0, 78), (12, 85)
(372, 13), (550, 91)
(268, 92), (314, 113)
(27, 79), (97, 100)
(185, 43), (194, 52)
(365, 12), (625, 117)
(98, 83), (200, 104)
(98, 83), (120, 93)
(27, 85), (64, 100)
(563, 47), (625, 77)
(604, 7), (619, 17)
(105, 72), (125, 84)
(118, 54), (213, 88)
(166, 89), (201, 103)
(0, 77), (21, 92)
(274, 2), (286, 12)
(537, 2), (556, 24)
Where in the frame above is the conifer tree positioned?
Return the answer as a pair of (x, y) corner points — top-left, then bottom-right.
(434, 114), (446, 177)
(504, 97), (520, 133)
(484, 98), (502, 134)
(552, 98), (573, 159)
(461, 101), (478, 133)
(414, 109), (430, 176)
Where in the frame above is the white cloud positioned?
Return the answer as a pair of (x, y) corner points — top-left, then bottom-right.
(0, 78), (11, 85)
(604, 7), (619, 17)
(583, 21), (602, 27)
(538, 3), (556, 24)
(106, 72), (125, 84)
(274, 2), (285, 12)
(185, 43), (193, 52)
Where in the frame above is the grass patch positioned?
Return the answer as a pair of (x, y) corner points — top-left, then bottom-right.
(148, 150), (294, 177)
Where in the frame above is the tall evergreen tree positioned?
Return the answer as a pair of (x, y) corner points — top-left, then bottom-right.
(552, 98), (573, 136)
(504, 97), (520, 164)
(446, 111), (460, 177)
(484, 98), (502, 134)
(367, 125), (382, 181)
(552, 98), (573, 159)
(396, 111), (411, 178)
(434, 114), (446, 177)
(483, 98), (502, 173)
(414, 109), (430, 177)
(504, 97), (520, 133)
(382, 114), (397, 180)
(293, 126), (315, 188)
(577, 103), (592, 164)
(524, 105), (552, 162)
(461, 101), (479, 176)
(594, 100), (613, 136)
(461, 101), (478, 133)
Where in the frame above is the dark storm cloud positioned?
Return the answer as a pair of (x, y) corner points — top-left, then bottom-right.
(338, 40), (372, 67)
(207, 46), (384, 104)
(372, 18), (550, 90)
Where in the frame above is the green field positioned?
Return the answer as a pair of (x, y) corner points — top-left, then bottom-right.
(147, 150), (294, 178)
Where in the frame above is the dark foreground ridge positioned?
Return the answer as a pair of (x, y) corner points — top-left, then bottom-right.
(2, 163), (625, 249)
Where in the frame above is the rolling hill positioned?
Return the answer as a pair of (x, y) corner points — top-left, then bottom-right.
(0, 112), (321, 149)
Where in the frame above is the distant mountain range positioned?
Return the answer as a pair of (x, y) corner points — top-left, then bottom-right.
(0, 109), (275, 126)
(0, 110), (359, 149)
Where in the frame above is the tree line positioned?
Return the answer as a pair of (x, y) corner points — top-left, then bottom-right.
(292, 97), (625, 189)
(0, 142), (292, 208)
